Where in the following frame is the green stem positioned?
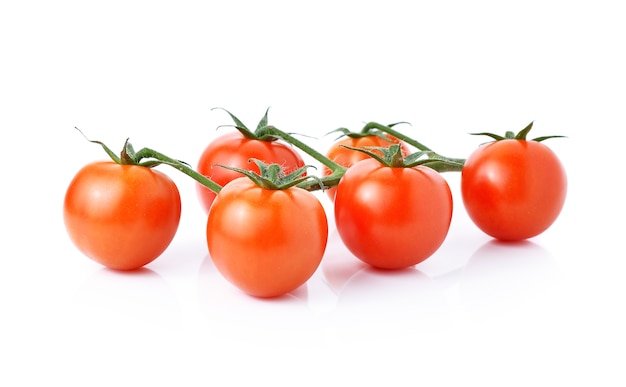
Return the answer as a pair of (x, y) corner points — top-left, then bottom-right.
(362, 122), (466, 170)
(362, 122), (433, 151)
(264, 126), (345, 173)
(263, 126), (348, 191)
(300, 169), (344, 192)
(135, 148), (223, 194)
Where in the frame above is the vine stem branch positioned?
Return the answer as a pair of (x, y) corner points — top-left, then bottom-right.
(135, 148), (223, 193)
(362, 122), (466, 170)
(263, 126), (347, 192)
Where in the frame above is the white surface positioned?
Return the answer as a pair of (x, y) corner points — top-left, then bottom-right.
(2, 1), (625, 386)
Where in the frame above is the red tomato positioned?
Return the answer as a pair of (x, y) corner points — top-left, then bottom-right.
(322, 135), (410, 201)
(64, 161), (181, 270)
(334, 158), (453, 269)
(206, 177), (328, 298)
(196, 131), (305, 213)
(461, 139), (567, 241)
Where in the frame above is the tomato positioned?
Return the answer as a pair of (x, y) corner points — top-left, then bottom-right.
(334, 158), (453, 269)
(196, 131), (305, 213)
(461, 139), (567, 241)
(322, 135), (410, 201)
(64, 161), (181, 270)
(206, 177), (328, 298)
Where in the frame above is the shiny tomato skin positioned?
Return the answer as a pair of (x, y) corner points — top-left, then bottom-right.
(206, 177), (328, 298)
(334, 159), (453, 269)
(64, 161), (181, 270)
(196, 132), (305, 213)
(461, 139), (567, 241)
(322, 135), (410, 201)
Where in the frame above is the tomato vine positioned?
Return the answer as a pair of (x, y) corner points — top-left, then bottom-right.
(67, 112), (568, 281)
(204, 108), (466, 193)
(76, 113), (560, 201)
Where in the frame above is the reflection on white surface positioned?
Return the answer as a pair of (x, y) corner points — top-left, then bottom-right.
(74, 267), (182, 329)
(318, 231), (561, 336)
(321, 230), (448, 322)
(192, 228), (562, 325)
(458, 240), (559, 317)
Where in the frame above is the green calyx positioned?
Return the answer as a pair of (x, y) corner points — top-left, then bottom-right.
(218, 159), (324, 190)
(470, 121), (567, 142)
(75, 127), (223, 194)
(341, 143), (464, 171)
(326, 122), (410, 142)
(76, 126), (165, 167)
(212, 107), (283, 141)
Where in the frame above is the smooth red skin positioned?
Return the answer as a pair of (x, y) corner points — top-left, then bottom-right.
(206, 177), (328, 298)
(334, 159), (453, 269)
(322, 135), (410, 201)
(461, 140), (567, 241)
(64, 161), (181, 270)
(196, 131), (305, 213)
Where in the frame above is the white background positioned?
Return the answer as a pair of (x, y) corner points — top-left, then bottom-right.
(2, 1), (625, 385)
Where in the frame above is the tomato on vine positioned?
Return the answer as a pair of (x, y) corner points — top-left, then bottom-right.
(334, 145), (454, 269)
(206, 160), (328, 298)
(64, 131), (183, 270)
(196, 108), (306, 213)
(461, 122), (567, 241)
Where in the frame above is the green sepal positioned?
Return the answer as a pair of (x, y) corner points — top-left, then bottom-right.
(120, 139), (137, 164)
(361, 121), (411, 135)
(515, 121), (534, 139)
(470, 121), (566, 143)
(75, 127), (122, 164)
(211, 107), (257, 139)
(76, 127), (194, 169)
(256, 107), (270, 132)
(326, 121), (410, 141)
(74, 127), (223, 193)
(338, 144), (399, 166)
(216, 159), (323, 190)
(212, 107), (283, 141)
(532, 135), (567, 142)
(340, 143), (464, 172)
(325, 126), (402, 143)
(469, 132), (506, 141)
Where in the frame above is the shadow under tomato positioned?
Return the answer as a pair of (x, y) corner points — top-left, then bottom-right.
(196, 254), (324, 347)
(74, 267), (181, 329)
(318, 231), (451, 332)
(458, 239), (559, 318)
(319, 229), (370, 295)
(336, 266), (447, 313)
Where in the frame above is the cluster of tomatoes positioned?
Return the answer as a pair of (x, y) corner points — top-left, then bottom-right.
(63, 109), (568, 298)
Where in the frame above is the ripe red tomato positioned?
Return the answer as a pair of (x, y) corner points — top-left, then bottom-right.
(322, 135), (410, 201)
(196, 131), (305, 213)
(334, 158), (453, 269)
(206, 177), (328, 297)
(64, 161), (181, 270)
(461, 139), (567, 241)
